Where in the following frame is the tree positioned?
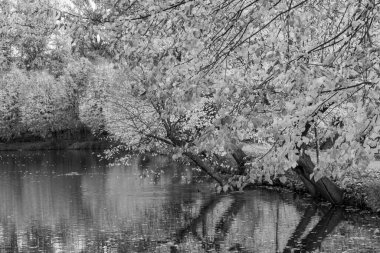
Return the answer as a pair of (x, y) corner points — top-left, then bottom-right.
(62, 57), (94, 122)
(0, 0), (61, 70)
(0, 68), (27, 140)
(79, 63), (111, 135)
(0, 0), (107, 141)
(58, 0), (380, 203)
(62, 0), (121, 59)
(20, 71), (79, 138)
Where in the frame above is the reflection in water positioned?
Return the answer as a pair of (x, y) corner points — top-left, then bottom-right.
(0, 151), (379, 252)
(284, 205), (344, 252)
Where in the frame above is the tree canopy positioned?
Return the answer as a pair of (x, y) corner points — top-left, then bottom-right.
(62, 0), (380, 182)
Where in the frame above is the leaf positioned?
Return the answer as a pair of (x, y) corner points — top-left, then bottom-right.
(172, 152), (182, 160)
(346, 132), (355, 142)
(323, 54), (335, 65)
(279, 176), (287, 184)
(265, 173), (272, 184)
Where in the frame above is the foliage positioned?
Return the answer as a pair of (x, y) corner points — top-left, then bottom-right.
(0, 68), (27, 140)
(98, 65), (166, 152)
(63, 0), (118, 58)
(20, 71), (79, 137)
(43, 0), (380, 189)
(0, 1), (97, 140)
(0, 63), (94, 140)
(0, 0), (61, 70)
(63, 57), (94, 121)
(79, 63), (110, 134)
(79, 0), (379, 184)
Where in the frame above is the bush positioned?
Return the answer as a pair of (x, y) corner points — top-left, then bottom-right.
(20, 71), (79, 138)
(0, 68), (27, 141)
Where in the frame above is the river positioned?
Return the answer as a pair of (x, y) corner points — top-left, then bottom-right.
(0, 150), (379, 252)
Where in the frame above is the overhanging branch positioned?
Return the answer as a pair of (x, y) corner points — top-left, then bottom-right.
(145, 133), (174, 146)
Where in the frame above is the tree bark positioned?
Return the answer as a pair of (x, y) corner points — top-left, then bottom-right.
(227, 142), (343, 204)
(182, 124), (343, 204)
(288, 106), (344, 204)
(296, 152), (343, 204)
(230, 142), (247, 175)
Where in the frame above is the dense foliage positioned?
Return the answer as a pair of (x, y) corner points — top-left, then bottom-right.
(1, 0), (380, 196)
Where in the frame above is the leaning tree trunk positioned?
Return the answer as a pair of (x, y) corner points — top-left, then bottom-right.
(184, 140), (343, 205)
(228, 142), (343, 205)
(230, 143), (247, 175)
(295, 152), (343, 204)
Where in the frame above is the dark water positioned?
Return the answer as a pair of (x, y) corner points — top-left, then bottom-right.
(0, 151), (379, 253)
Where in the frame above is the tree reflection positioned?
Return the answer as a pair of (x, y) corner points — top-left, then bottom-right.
(167, 191), (345, 253)
(169, 193), (246, 252)
(284, 206), (344, 253)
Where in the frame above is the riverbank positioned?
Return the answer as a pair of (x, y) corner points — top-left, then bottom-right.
(260, 163), (380, 214)
(0, 140), (111, 151)
(339, 163), (380, 212)
(242, 143), (380, 213)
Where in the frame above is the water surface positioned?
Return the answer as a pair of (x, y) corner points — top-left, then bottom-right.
(0, 151), (379, 252)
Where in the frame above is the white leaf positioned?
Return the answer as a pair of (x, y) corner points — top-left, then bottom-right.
(279, 176), (287, 184)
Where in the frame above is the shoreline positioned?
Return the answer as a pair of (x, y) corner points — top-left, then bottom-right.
(0, 140), (111, 151)
(244, 168), (380, 214)
(242, 144), (380, 213)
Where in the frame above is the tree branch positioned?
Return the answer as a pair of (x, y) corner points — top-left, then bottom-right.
(321, 81), (374, 94)
(145, 133), (174, 146)
(184, 152), (225, 186)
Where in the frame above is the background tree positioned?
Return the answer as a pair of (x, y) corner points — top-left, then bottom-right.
(20, 71), (78, 138)
(0, 0), (61, 70)
(0, 68), (27, 141)
(79, 63), (113, 135)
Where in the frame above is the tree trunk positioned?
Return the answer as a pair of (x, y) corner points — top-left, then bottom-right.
(185, 141), (343, 204)
(229, 144), (343, 204)
(296, 153), (343, 204)
(230, 142), (247, 175)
